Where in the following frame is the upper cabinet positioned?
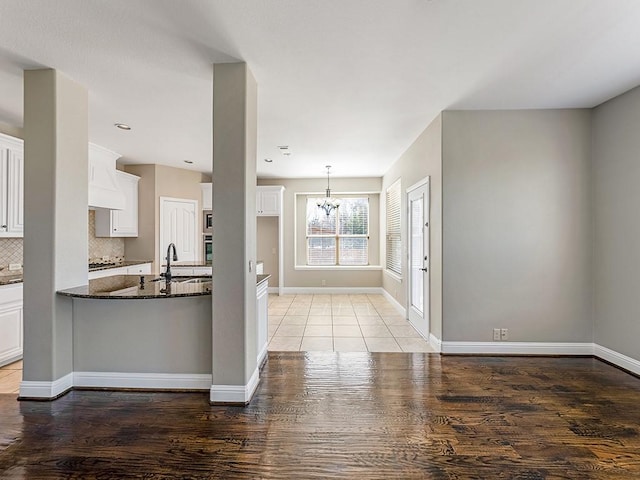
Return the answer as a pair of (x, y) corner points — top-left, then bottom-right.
(88, 143), (126, 210)
(95, 171), (140, 237)
(201, 183), (212, 210)
(257, 186), (284, 216)
(0, 133), (24, 238)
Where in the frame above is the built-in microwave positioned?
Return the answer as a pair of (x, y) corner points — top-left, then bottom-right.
(203, 210), (213, 234)
(203, 234), (213, 263)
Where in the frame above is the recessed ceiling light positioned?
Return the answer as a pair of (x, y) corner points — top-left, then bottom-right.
(114, 123), (131, 130)
(183, 160), (193, 164)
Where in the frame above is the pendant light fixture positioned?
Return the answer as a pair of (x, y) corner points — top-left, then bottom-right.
(316, 165), (340, 216)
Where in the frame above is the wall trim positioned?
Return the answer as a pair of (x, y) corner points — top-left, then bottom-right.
(0, 351), (22, 369)
(73, 371), (212, 390)
(441, 341), (594, 356)
(381, 288), (406, 317)
(429, 333), (442, 352)
(281, 286), (383, 295)
(210, 367), (260, 404)
(19, 372), (74, 399)
(257, 344), (268, 368)
(593, 344), (640, 376)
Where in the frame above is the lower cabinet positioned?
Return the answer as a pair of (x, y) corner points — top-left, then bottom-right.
(0, 283), (23, 367)
(168, 266), (212, 276)
(256, 279), (269, 366)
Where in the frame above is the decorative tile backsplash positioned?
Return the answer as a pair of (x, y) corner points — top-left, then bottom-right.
(0, 211), (125, 273)
(88, 210), (124, 262)
(0, 238), (23, 272)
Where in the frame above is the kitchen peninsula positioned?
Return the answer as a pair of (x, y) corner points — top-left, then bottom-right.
(53, 274), (270, 392)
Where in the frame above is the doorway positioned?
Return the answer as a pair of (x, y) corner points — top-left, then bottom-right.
(159, 197), (198, 268)
(407, 178), (430, 339)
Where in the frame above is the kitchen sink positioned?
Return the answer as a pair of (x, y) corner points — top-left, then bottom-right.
(177, 277), (211, 284)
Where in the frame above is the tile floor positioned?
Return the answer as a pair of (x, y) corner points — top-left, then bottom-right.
(268, 293), (436, 352)
(0, 360), (21, 394)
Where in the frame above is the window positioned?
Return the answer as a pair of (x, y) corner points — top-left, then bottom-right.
(307, 197), (369, 265)
(386, 179), (401, 275)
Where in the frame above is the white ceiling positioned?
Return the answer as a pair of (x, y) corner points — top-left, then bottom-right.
(1, 1), (640, 179)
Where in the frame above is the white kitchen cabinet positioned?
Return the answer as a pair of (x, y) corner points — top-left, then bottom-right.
(256, 278), (269, 366)
(88, 263), (152, 280)
(95, 171), (140, 237)
(0, 283), (23, 367)
(88, 143), (126, 210)
(0, 133), (24, 238)
(201, 183), (212, 210)
(167, 266), (212, 276)
(256, 186), (283, 216)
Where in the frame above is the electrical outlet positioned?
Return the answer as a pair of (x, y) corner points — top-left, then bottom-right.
(493, 328), (501, 341)
(501, 328), (509, 341)
(321, 279), (326, 287)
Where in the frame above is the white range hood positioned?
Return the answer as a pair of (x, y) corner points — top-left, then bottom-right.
(88, 143), (126, 210)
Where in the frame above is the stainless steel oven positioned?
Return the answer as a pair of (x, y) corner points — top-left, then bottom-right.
(203, 234), (213, 262)
(203, 210), (213, 234)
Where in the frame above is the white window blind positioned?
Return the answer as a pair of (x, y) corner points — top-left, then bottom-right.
(386, 180), (402, 275)
(307, 197), (369, 266)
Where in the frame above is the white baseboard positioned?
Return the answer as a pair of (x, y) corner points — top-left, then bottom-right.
(441, 341), (594, 356)
(0, 351), (22, 368)
(594, 344), (640, 376)
(381, 289), (406, 317)
(429, 333), (442, 352)
(267, 287), (279, 294)
(19, 371), (73, 399)
(74, 371), (212, 390)
(281, 286), (383, 295)
(257, 344), (268, 367)
(210, 367), (260, 404)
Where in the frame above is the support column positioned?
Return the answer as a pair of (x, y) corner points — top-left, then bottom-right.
(20, 69), (88, 399)
(210, 63), (258, 404)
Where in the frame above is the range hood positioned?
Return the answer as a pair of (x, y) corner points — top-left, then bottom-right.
(88, 143), (126, 210)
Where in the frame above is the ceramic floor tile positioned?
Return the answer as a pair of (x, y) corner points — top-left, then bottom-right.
(357, 316), (385, 326)
(287, 307), (311, 315)
(333, 325), (362, 337)
(333, 337), (367, 352)
(307, 315), (332, 325)
(353, 305), (379, 316)
(359, 325), (393, 337)
(309, 306), (332, 315)
(274, 325), (306, 337)
(304, 325), (333, 337)
(268, 325), (280, 337)
(300, 337), (334, 351)
(364, 337), (402, 352)
(268, 336), (302, 351)
(312, 294), (332, 303)
(332, 316), (359, 326)
(280, 315), (308, 326)
(395, 337), (435, 352)
(268, 308), (289, 316)
(388, 324), (422, 338)
(268, 315), (284, 327)
(332, 307), (356, 316)
(382, 315), (410, 325)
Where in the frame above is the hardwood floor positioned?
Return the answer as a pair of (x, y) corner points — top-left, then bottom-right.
(1, 353), (639, 479)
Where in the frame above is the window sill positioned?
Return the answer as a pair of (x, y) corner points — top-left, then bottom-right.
(295, 265), (383, 271)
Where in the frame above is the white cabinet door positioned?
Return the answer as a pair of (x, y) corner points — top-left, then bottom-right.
(256, 279), (269, 366)
(192, 266), (212, 275)
(201, 183), (212, 210)
(95, 171), (139, 237)
(159, 197), (198, 266)
(126, 263), (152, 274)
(256, 186), (283, 216)
(0, 133), (24, 238)
(0, 284), (23, 367)
(170, 267), (195, 276)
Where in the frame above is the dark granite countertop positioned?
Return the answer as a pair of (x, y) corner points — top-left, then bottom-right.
(58, 273), (270, 299)
(57, 275), (211, 299)
(0, 274), (23, 286)
(88, 260), (152, 272)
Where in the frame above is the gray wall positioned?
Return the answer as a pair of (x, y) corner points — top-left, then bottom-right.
(592, 85), (640, 361)
(441, 110), (592, 342)
(381, 114), (442, 339)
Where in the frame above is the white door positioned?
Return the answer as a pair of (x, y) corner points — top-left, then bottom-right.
(159, 197), (198, 268)
(407, 179), (430, 338)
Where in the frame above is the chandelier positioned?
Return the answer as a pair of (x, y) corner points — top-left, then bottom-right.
(316, 165), (340, 216)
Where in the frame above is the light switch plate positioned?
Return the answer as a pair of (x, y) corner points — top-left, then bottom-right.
(8, 263), (21, 271)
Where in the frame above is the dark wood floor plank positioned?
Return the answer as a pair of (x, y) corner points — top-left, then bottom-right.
(0, 353), (639, 479)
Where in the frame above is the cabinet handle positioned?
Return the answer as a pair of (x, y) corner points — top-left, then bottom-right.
(1, 225), (6, 229)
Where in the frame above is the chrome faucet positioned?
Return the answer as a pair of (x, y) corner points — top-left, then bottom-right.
(162, 243), (178, 283)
